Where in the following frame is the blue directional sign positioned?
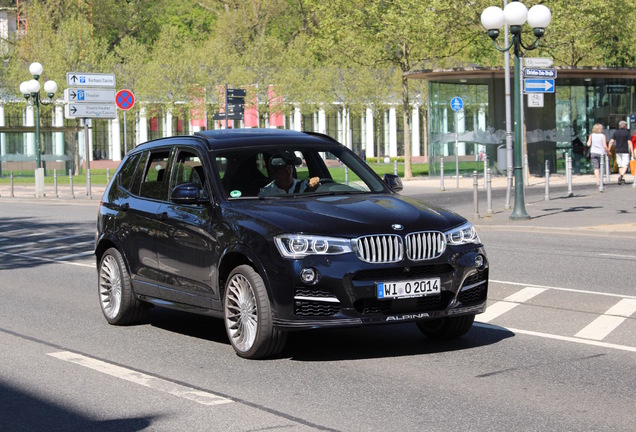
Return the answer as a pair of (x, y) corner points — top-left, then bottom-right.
(450, 97), (463, 112)
(524, 79), (555, 93)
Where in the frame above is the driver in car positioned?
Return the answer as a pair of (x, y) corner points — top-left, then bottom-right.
(258, 153), (321, 197)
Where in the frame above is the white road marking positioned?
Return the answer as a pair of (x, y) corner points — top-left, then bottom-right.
(0, 251), (94, 267)
(575, 299), (636, 340)
(47, 351), (234, 406)
(478, 287), (546, 323)
(490, 279), (636, 299)
(475, 323), (636, 353)
(20, 241), (93, 255)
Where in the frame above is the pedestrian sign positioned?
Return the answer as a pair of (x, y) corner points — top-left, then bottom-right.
(450, 97), (463, 112)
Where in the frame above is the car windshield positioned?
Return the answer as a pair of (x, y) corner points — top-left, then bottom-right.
(214, 144), (386, 199)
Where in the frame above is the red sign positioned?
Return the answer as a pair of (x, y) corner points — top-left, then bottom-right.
(116, 89), (135, 110)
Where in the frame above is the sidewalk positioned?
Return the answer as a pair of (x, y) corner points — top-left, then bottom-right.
(2, 172), (635, 234)
(401, 172), (636, 235)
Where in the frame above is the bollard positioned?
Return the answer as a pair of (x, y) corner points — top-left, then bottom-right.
(54, 169), (58, 197)
(483, 155), (488, 187)
(394, 160), (398, 176)
(486, 168), (493, 215)
(87, 168), (92, 199)
(544, 160), (550, 201)
(440, 157), (445, 191)
(344, 166), (349, 185)
(524, 153), (529, 186)
(106, 168), (111, 185)
(605, 153), (610, 183)
(473, 170), (480, 219)
(599, 154), (604, 193)
(567, 154), (573, 197)
(69, 169), (75, 199)
(10, 171), (14, 197)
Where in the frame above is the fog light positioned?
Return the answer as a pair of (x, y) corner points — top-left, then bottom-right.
(300, 268), (318, 284)
(475, 254), (485, 268)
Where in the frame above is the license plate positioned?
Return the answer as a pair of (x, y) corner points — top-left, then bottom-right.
(377, 278), (441, 299)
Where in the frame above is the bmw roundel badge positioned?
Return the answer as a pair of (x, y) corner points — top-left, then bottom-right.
(392, 224), (403, 231)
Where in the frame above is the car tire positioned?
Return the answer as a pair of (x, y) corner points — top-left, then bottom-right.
(223, 264), (287, 359)
(416, 314), (475, 339)
(98, 247), (148, 325)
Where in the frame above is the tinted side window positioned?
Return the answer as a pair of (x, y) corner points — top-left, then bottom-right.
(138, 150), (171, 201)
(130, 151), (149, 196)
(117, 153), (141, 192)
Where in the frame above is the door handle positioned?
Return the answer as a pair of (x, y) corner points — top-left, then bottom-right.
(119, 202), (130, 211)
(158, 212), (168, 220)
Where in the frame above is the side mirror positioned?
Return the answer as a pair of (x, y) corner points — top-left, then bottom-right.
(170, 183), (210, 205)
(383, 174), (403, 192)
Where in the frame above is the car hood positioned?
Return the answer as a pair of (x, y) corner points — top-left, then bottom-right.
(227, 194), (467, 236)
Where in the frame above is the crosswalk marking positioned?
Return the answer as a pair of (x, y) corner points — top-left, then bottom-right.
(478, 287), (546, 323)
(47, 351), (234, 406)
(574, 299), (636, 340)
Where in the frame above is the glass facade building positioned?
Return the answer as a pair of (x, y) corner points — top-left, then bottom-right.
(410, 67), (636, 177)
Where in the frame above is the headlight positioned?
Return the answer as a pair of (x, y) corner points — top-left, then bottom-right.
(445, 223), (480, 246)
(275, 234), (352, 258)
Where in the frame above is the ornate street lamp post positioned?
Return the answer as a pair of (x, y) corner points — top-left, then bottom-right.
(480, 1), (551, 220)
(20, 62), (58, 170)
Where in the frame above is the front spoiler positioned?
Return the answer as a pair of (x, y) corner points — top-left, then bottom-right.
(272, 301), (487, 331)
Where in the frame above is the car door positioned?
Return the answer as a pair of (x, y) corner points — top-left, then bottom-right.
(154, 147), (221, 309)
(117, 148), (172, 297)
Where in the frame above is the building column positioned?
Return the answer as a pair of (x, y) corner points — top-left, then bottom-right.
(52, 105), (64, 156)
(137, 106), (148, 144)
(164, 110), (173, 137)
(0, 104), (5, 159)
(25, 105), (35, 157)
(111, 117), (122, 161)
(457, 109), (466, 156)
(293, 106), (302, 131)
(318, 109), (326, 134)
(389, 107), (397, 157)
(365, 108), (374, 158)
(411, 105), (421, 157)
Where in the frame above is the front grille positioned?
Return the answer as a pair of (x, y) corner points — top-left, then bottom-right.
(294, 287), (340, 317)
(405, 231), (446, 261)
(353, 264), (454, 281)
(457, 270), (488, 305)
(354, 235), (403, 263)
(294, 300), (340, 317)
(354, 292), (453, 315)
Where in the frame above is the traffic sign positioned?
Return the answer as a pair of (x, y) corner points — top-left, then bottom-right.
(64, 88), (116, 103)
(450, 97), (463, 112)
(116, 89), (135, 110)
(227, 88), (246, 97)
(65, 103), (117, 119)
(66, 72), (116, 88)
(227, 96), (245, 105)
(213, 112), (243, 121)
(524, 79), (555, 93)
(226, 104), (244, 113)
(524, 68), (557, 79)
(524, 57), (554, 68)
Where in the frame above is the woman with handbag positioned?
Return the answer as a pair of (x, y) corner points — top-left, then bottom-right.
(587, 123), (610, 186)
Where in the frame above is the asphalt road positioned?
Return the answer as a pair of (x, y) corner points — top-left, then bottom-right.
(1, 188), (635, 431)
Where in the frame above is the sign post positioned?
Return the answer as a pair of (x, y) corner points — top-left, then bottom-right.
(450, 97), (464, 189)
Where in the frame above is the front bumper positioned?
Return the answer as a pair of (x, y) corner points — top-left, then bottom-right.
(267, 246), (489, 331)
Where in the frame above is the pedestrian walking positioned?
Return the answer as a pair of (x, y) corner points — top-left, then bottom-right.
(586, 123), (610, 186)
(608, 120), (633, 184)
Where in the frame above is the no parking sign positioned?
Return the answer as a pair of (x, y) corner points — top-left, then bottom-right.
(116, 89), (135, 111)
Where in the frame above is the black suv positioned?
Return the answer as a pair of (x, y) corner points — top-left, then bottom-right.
(95, 129), (488, 359)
